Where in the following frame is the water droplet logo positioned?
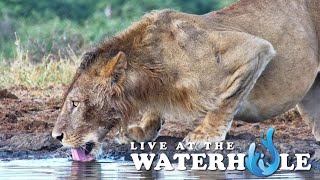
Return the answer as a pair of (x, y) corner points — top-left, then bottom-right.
(245, 128), (280, 177)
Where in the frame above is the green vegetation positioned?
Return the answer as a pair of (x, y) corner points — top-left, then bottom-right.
(0, 36), (79, 87)
(0, 0), (235, 87)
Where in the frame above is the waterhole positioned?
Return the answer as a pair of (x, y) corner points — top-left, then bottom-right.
(0, 158), (318, 179)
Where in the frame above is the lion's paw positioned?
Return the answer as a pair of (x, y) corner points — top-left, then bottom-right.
(115, 126), (146, 144)
(183, 130), (226, 150)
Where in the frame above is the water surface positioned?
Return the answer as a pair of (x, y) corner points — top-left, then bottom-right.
(0, 158), (319, 179)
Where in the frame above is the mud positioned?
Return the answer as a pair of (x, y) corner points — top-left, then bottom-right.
(0, 89), (18, 100)
(0, 86), (319, 167)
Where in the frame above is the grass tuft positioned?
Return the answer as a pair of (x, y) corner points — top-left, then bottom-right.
(0, 35), (80, 88)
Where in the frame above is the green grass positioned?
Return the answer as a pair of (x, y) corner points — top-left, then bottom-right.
(0, 36), (80, 88)
(0, 13), (134, 62)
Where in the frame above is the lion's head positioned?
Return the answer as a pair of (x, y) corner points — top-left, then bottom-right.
(52, 50), (133, 161)
(51, 12), (164, 161)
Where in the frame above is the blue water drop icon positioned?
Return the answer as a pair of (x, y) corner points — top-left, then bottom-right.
(245, 128), (280, 177)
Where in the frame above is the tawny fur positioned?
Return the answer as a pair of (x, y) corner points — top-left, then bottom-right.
(53, 0), (320, 152)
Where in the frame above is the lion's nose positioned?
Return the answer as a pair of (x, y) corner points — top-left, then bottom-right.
(52, 132), (64, 142)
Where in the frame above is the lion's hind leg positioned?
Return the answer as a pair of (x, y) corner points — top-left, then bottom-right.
(115, 111), (164, 144)
(297, 74), (320, 141)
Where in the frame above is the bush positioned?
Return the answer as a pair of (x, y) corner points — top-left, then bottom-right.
(0, 15), (17, 58)
(18, 19), (85, 63)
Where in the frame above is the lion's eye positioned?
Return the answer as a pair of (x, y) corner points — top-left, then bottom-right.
(72, 101), (79, 107)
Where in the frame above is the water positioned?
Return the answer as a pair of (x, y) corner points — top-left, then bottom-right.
(0, 158), (319, 179)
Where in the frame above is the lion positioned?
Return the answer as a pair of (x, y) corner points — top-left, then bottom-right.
(52, 0), (320, 161)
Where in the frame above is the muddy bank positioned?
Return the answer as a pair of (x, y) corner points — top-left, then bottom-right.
(0, 86), (319, 168)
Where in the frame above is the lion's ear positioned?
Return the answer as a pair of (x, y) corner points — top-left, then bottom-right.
(99, 52), (127, 81)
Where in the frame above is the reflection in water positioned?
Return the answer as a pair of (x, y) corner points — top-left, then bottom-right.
(0, 158), (319, 179)
(68, 161), (102, 179)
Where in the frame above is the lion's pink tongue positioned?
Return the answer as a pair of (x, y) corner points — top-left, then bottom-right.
(71, 148), (86, 161)
(71, 148), (94, 162)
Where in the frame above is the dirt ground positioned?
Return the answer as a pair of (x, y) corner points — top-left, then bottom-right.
(0, 86), (319, 167)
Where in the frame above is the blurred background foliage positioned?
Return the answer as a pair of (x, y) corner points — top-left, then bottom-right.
(0, 0), (235, 62)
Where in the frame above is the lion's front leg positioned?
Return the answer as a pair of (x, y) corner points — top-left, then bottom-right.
(183, 106), (233, 149)
(183, 32), (276, 149)
(115, 111), (164, 144)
